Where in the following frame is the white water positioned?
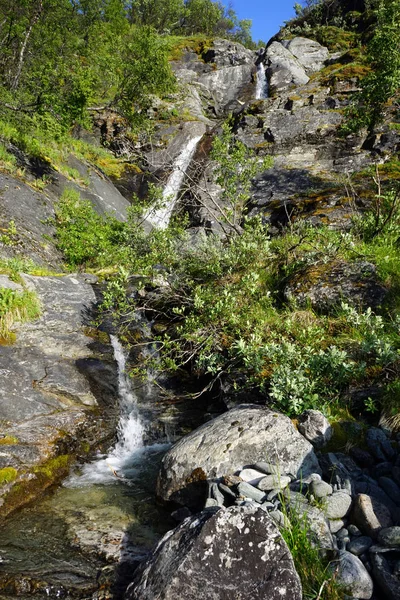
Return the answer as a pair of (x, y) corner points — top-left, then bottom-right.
(66, 335), (147, 486)
(145, 135), (203, 229)
(255, 62), (268, 100)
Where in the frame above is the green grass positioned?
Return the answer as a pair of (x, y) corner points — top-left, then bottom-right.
(0, 287), (41, 342)
(0, 467), (18, 485)
(280, 508), (342, 600)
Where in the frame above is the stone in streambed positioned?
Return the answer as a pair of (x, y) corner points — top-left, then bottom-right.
(125, 505), (302, 600)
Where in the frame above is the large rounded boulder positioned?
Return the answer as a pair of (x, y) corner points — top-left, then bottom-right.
(125, 505), (302, 600)
(157, 405), (320, 507)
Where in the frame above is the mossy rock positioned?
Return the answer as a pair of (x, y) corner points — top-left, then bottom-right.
(284, 259), (388, 314)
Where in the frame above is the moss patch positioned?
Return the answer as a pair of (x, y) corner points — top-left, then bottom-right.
(0, 467), (18, 485)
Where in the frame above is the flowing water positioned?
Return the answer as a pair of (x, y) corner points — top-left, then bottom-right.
(0, 337), (173, 600)
(255, 62), (268, 100)
(145, 135), (203, 229)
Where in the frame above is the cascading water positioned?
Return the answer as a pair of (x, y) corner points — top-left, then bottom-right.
(67, 335), (149, 486)
(255, 62), (268, 100)
(145, 134), (203, 229)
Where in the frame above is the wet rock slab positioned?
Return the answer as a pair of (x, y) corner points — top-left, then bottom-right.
(126, 505), (302, 600)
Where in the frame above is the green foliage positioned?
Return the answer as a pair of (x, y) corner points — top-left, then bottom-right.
(51, 188), (128, 269)
(344, 0), (400, 131)
(0, 467), (18, 486)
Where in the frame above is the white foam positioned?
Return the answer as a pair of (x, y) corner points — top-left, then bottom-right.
(255, 63), (268, 100)
(66, 335), (148, 486)
(145, 135), (203, 229)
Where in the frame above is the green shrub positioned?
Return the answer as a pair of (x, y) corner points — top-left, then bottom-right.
(0, 288), (41, 341)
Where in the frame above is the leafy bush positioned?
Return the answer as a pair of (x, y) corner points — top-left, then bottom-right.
(52, 188), (128, 269)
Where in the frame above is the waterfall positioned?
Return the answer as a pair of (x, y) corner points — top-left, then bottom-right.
(66, 335), (146, 485)
(145, 135), (203, 229)
(255, 62), (268, 100)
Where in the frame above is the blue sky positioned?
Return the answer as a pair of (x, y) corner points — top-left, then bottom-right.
(232, 0), (297, 43)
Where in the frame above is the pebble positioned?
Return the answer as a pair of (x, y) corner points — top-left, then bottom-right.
(257, 475), (291, 492)
(209, 482), (225, 507)
(348, 536), (373, 556)
(205, 498), (219, 508)
(310, 480), (333, 498)
(329, 519), (345, 534)
(237, 482), (266, 504)
(238, 468), (268, 486)
(348, 524), (362, 537)
(377, 526), (400, 548)
(325, 491), (352, 519)
(337, 528), (349, 540)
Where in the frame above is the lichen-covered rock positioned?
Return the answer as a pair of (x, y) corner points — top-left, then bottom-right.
(285, 37), (329, 74)
(266, 42), (309, 94)
(284, 260), (387, 313)
(125, 505), (302, 600)
(156, 405), (320, 507)
(298, 409), (332, 448)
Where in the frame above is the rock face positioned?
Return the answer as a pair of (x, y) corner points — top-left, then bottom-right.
(0, 274), (117, 517)
(126, 505), (302, 600)
(157, 405), (320, 507)
(285, 37), (330, 74)
(266, 42), (310, 94)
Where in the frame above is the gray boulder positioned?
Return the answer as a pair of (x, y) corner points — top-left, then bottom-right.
(334, 551), (374, 599)
(157, 405), (320, 507)
(126, 505), (302, 600)
(298, 410), (332, 449)
(265, 42), (309, 95)
(325, 492), (352, 520)
(378, 527), (400, 547)
(285, 37), (329, 74)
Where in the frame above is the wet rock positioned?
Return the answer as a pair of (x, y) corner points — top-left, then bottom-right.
(266, 42), (309, 94)
(284, 260), (387, 313)
(325, 492), (352, 520)
(371, 552), (400, 600)
(352, 494), (393, 539)
(378, 527), (400, 548)
(157, 405), (320, 507)
(285, 37), (329, 74)
(126, 505), (302, 600)
(348, 536), (373, 556)
(350, 447), (375, 469)
(297, 409), (332, 449)
(334, 551), (374, 599)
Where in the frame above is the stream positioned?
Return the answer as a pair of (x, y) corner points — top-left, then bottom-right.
(0, 337), (174, 600)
